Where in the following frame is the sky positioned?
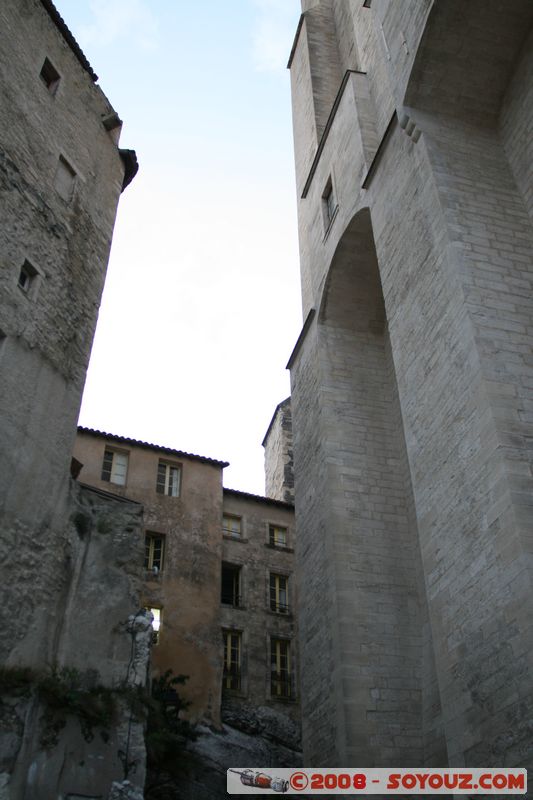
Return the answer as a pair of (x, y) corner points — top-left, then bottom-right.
(53, 0), (303, 495)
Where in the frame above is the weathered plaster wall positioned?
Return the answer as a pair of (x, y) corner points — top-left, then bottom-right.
(73, 431), (226, 727)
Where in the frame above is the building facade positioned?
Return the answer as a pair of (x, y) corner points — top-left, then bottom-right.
(221, 488), (298, 724)
(0, 1), (144, 797)
(287, 0), (533, 771)
(73, 428), (300, 732)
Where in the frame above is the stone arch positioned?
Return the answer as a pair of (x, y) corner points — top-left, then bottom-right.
(305, 207), (446, 766)
(318, 207), (384, 333)
(404, 0), (533, 123)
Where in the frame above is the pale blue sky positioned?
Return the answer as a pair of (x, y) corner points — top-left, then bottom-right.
(53, 1), (303, 494)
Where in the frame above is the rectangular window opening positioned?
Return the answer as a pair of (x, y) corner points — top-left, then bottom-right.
(271, 638), (292, 699)
(322, 178), (336, 227)
(269, 524), (287, 548)
(101, 448), (128, 486)
(223, 630), (241, 691)
(145, 606), (162, 645)
(144, 532), (165, 573)
(223, 514), (242, 539)
(18, 259), (38, 295)
(40, 57), (61, 94)
(270, 573), (289, 614)
(156, 460), (181, 497)
(221, 563), (241, 607)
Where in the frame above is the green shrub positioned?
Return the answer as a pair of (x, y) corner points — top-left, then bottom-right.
(0, 665), (35, 697)
(37, 666), (116, 747)
(144, 670), (197, 798)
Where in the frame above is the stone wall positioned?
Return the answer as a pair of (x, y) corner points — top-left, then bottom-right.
(0, 0), (130, 667)
(501, 28), (533, 222)
(288, 0), (533, 770)
(73, 429), (227, 727)
(221, 490), (299, 732)
(73, 431), (301, 743)
(263, 398), (295, 503)
(0, 2), (143, 796)
(0, 482), (148, 800)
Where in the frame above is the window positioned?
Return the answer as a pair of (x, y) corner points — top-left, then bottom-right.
(145, 533), (165, 573)
(221, 564), (241, 607)
(270, 573), (289, 614)
(101, 449), (128, 486)
(18, 260), (38, 295)
(40, 57), (60, 94)
(326, 186), (336, 222)
(156, 460), (181, 497)
(223, 514), (242, 538)
(145, 606), (162, 644)
(223, 630), (241, 691)
(322, 177), (337, 232)
(54, 155), (76, 202)
(271, 638), (292, 699)
(269, 525), (287, 548)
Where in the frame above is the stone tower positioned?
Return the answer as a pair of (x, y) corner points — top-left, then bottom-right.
(0, 3), (147, 795)
(0, 0), (137, 672)
(263, 397), (295, 503)
(287, 0), (533, 770)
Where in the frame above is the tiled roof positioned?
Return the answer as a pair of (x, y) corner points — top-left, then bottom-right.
(77, 427), (230, 468)
(223, 487), (294, 510)
(40, 0), (98, 82)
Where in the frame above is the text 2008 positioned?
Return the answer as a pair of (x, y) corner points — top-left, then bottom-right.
(310, 774), (367, 790)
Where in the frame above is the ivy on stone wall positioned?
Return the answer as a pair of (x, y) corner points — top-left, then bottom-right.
(0, 665), (147, 748)
(37, 666), (117, 747)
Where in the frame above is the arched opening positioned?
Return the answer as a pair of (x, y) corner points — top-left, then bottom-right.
(404, 0), (533, 124)
(319, 208), (384, 332)
(309, 207), (446, 766)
